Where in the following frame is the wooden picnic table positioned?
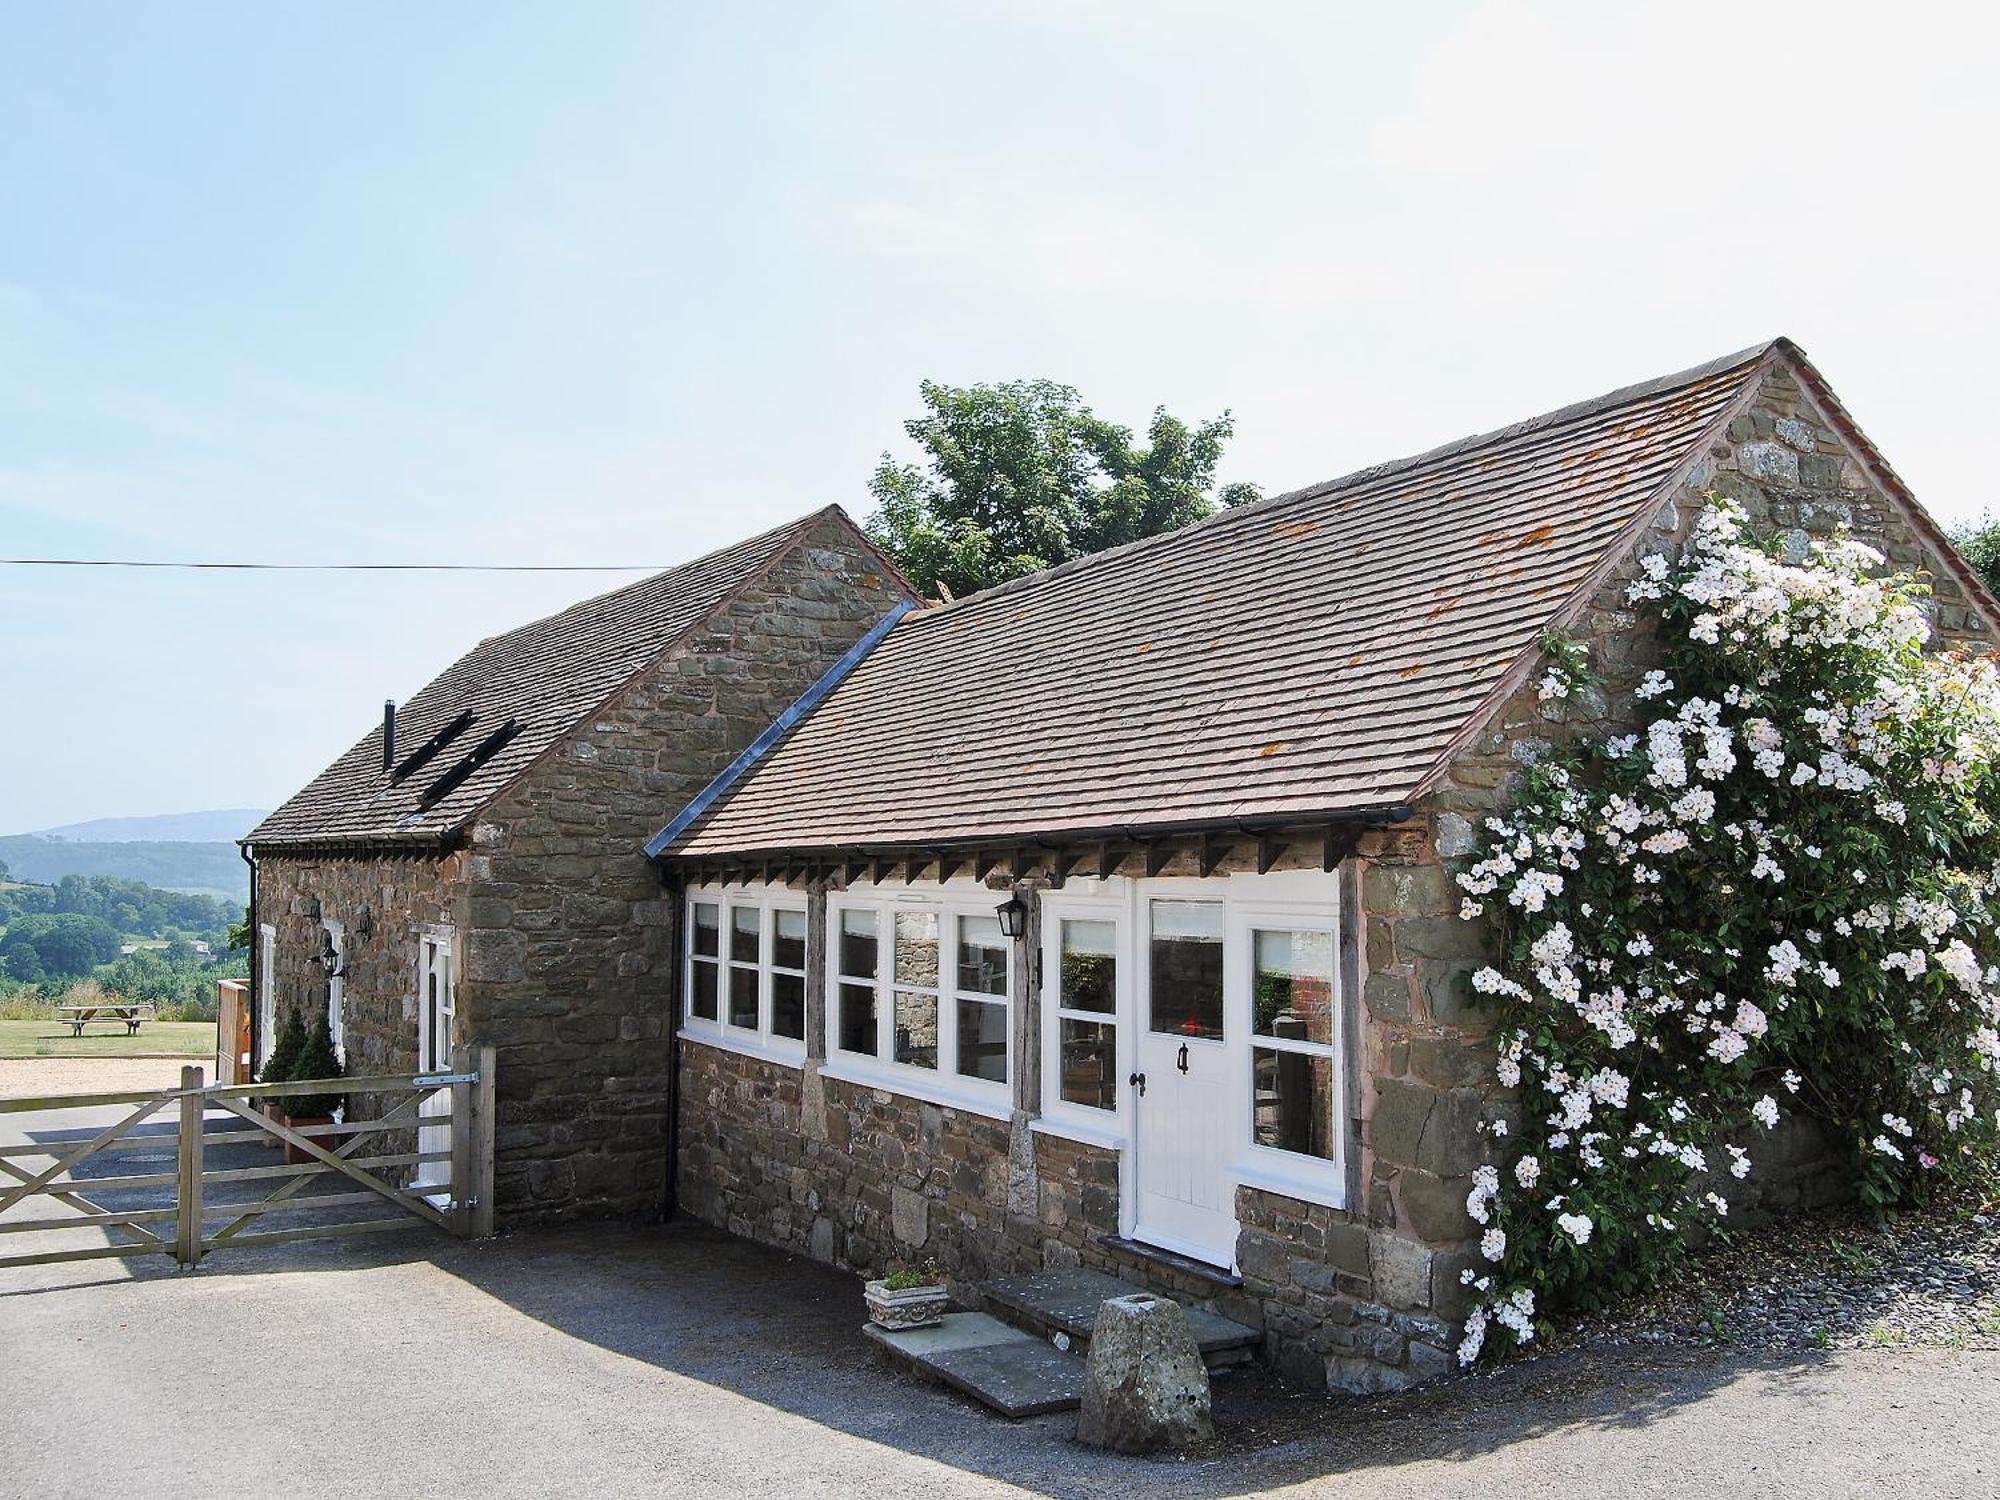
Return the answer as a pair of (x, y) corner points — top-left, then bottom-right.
(55, 1002), (157, 1037)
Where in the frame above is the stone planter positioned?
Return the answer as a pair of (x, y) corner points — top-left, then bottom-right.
(865, 1280), (950, 1331)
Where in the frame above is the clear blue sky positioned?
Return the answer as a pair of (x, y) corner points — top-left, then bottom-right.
(3, 2), (1993, 833)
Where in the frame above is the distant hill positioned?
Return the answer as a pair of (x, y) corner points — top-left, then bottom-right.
(0, 836), (249, 902)
(33, 809), (268, 843)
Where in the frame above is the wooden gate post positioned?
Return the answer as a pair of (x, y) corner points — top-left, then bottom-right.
(175, 1064), (205, 1267)
(449, 1044), (472, 1237)
(471, 1045), (495, 1239)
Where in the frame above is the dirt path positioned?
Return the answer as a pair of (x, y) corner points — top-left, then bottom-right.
(0, 1056), (193, 1098)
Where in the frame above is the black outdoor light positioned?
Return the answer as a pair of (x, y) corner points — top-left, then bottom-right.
(994, 892), (1029, 940)
(315, 927), (345, 978)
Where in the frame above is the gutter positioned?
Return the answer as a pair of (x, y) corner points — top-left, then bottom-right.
(661, 799), (1419, 868)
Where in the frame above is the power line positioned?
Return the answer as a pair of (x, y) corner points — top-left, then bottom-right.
(0, 558), (667, 572)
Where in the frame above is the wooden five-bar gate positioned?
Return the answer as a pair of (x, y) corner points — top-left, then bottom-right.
(0, 1045), (495, 1272)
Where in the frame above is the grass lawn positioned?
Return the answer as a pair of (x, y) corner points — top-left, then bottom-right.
(0, 1018), (216, 1060)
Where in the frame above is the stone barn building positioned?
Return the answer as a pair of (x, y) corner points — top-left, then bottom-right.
(643, 339), (1998, 1391)
(243, 507), (913, 1221)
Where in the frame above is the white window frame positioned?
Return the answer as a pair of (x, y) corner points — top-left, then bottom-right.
(682, 881), (807, 1066)
(1226, 890), (1346, 1208)
(1036, 888), (1131, 1148)
(321, 920), (346, 1061)
(256, 923), (277, 1068)
(821, 878), (1015, 1119)
(1033, 870), (1349, 1212)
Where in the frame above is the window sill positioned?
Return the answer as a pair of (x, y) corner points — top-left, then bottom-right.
(679, 1026), (805, 1070)
(815, 1059), (1015, 1123)
(1231, 1154), (1350, 1213)
(1030, 1114), (1128, 1152)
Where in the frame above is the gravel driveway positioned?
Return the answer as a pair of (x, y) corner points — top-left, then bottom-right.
(2, 1215), (1996, 1500)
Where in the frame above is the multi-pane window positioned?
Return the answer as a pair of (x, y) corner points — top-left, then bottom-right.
(1053, 918), (1117, 1111)
(683, 889), (806, 1057)
(830, 893), (1013, 1098)
(772, 908), (807, 1042)
(955, 917), (1008, 1083)
(1149, 900), (1224, 1040)
(837, 909), (879, 1056)
(893, 911), (940, 1069)
(1249, 927), (1338, 1162)
(689, 903), (720, 1020)
(728, 908), (761, 1030)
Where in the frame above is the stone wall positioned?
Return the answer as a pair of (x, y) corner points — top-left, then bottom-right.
(465, 514), (911, 1222)
(253, 852), (466, 1079)
(677, 1040), (1113, 1281)
(1343, 352), (2000, 1332)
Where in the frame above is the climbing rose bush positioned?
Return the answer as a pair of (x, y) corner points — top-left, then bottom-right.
(1453, 497), (2000, 1365)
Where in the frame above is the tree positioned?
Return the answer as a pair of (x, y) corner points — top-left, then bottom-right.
(1953, 514), (2000, 600)
(865, 379), (1259, 599)
(0, 913), (121, 981)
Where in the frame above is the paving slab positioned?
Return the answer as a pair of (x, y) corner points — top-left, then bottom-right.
(980, 1269), (1258, 1358)
(864, 1311), (1086, 1418)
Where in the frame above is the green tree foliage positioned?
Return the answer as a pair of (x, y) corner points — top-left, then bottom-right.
(0, 873), (236, 945)
(280, 1012), (347, 1120)
(865, 379), (1259, 599)
(0, 913), (123, 981)
(261, 1007), (309, 1085)
(1952, 514), (2000, 600)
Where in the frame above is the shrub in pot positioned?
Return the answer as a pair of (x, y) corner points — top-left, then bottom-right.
(277, 1013), (347, 1166)
(864, 1259), (949, 1331)
(256, 1008), (309, 1143)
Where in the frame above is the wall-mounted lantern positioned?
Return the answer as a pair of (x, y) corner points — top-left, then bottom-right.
(994, 892), (1029, 940)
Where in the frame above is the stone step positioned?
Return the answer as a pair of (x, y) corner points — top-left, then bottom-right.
(977, 1268), (1259, 1369)
(863, 1312), (1086, 1418)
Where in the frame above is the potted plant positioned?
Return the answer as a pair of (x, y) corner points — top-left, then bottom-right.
(276, 1013), (347, 1166)
(257, 1007), (309, 1143)
(864, 1259), (949, 1331)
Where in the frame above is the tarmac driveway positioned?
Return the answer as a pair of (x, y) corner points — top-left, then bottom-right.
(1, 1064), (1994, 1499)
(1, 1217), (1995, 1500)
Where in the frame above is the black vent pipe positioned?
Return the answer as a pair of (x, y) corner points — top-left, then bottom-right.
(382, 700), (396, 773)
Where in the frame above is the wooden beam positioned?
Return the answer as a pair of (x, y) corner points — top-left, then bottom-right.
(1096, 841), (1119, 880)
(1049, 848), (1081, 886)
(1199, 832), (1226, 878)
(936, 853), (963, 884)
(974, 851), (1001, 884)
(1257, 832), (1281, 875)
(1144, 843), (1172, 878)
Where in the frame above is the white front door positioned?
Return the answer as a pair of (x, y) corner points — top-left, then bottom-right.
(414, 933), (455, 1193)
(1131, 897), (1240, 1268)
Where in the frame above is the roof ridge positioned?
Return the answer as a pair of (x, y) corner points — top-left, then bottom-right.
(902, 338), (1783, 627)
(465, 506), (828, 656)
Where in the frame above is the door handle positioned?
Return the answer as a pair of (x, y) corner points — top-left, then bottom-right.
(1129, 1071), (1147, 1097)
(1177, 1043), (1190, 1074)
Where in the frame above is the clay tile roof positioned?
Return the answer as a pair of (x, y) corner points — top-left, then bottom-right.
(661, 342), (1784, 858)
(249, 508), (870, 852)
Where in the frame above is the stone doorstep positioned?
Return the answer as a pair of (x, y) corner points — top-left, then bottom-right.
(863, 1313), (1086, 1419)
(978, 1269), (1259, 1370)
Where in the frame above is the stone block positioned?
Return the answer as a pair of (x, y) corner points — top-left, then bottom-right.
(1394, 917), (1491, 962)
(1369, 1079), (1436, 1166)
(1368, 1230), (1432, 1310)
(1417, 1088), (1487, 1176)
(1363, 972), (1411, 1021)
(1435, 811), (1476, 859)
(1398, 1169), (1473, 1243)
(1077, 1295), (1214, 1453)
